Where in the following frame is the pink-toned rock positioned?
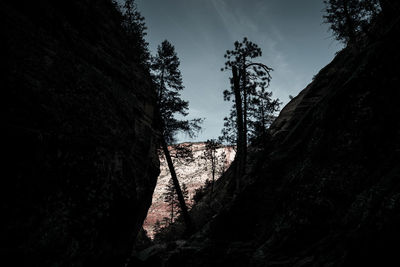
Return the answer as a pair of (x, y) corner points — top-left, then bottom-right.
(143, 142), (235, 238)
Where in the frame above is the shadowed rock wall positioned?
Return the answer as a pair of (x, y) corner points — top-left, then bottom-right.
(1, 1), (159, 266)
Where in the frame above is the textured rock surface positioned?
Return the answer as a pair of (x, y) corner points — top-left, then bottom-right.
(2, 1), (159, 266)
(136, 14), (400, 267)
(143, 142), (235, 238)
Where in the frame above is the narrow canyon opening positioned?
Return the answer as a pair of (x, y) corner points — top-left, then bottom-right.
(143, 142), (236, 239)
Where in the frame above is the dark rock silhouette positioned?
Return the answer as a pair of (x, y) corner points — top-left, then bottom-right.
(2, 0), (159, 266)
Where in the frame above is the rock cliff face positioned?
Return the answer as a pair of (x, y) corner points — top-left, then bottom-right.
(136, 14), (400, 267)
(143, 142), (235, 238)
(2, 1), (159, 266)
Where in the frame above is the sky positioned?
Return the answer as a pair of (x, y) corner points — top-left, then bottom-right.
(133, 0), (343, 142)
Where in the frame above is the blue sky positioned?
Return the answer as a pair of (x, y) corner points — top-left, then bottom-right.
(133, 0), (343, 142)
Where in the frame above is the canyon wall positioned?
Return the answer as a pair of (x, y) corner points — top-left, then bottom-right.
(143, 142), (235, 238)
(1, 1), (159, 266)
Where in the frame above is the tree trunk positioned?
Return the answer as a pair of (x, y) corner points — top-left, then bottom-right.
(211, 154), (215, 194)
(171, 196), (174, 224)
(161, 138), (194, 233)
(232, 66), (244, 192)
(158, 68), (165, 103)
(261, 102), (266, 141)
(241, 66), (248, 164)
(343, 0), (357, 46)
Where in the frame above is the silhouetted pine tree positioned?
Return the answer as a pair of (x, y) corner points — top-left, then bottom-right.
(152, 40), (202, 144)
(177, 183), (190, 215)
(163, 178), (179, 223)
(248, 83), (281, 141)
(122, 0), (150, 67)
(221, 38), (275, 190)
(202, 139), (225, 194)
(323, 0), (381, 45)
(220, 108), (237, 148)
(151, 40), (201, 233)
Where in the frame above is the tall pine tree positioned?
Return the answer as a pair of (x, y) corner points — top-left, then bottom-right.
(151, 40), (201, 233)
(121, 0), (150, 67)
(323, 0), (381, 45)
(221, 38), (277, 190)
(163, 178), (179, 223)
(203, 139), (225, 195)
(247, 82), (281, 141)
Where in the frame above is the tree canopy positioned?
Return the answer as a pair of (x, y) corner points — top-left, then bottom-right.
(152, 40), (202, 144)
(121, 0), (150, 67)
(220, 38), (280, 183)
(323, 0), (381, 44)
